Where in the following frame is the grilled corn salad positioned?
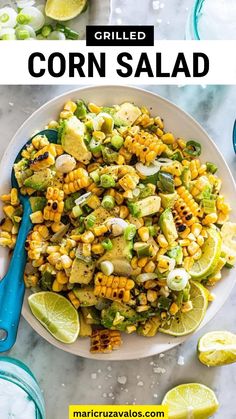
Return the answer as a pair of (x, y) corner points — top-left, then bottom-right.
(0, 99), (235, 353)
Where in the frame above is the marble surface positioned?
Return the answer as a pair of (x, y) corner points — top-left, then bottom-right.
(0, 84), (235, 419)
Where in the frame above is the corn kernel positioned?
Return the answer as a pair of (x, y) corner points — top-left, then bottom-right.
(138, 226), (149, 242)
(52, 279), (63, 292)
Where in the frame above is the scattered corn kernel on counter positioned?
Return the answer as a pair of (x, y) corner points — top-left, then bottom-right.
(1, 99), (236, 354)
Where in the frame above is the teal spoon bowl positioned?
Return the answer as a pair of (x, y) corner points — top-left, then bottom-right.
(0, 129), (58, 352)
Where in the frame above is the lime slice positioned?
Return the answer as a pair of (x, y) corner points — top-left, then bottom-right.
(28, 292), (80, 344)
(162, 383), (219, 419)
(198, 331), (236, 366)
(45, 0), (87, 21)
(188, 228), (222, 280)
(159, 281), (208, 336)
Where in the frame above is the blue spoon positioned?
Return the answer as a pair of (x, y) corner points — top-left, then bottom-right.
(233, 120), (236, 154)
(0, 129), (58, 352)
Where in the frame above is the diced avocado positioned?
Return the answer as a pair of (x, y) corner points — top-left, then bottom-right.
(98, 112), (114, 134)
(101, 301), (139, 330)
(134, 242), (153, 257)
(14, 159), (33, 187)
(159, 208), (178, 244)
(167, 245), (183, 265)
(114, 103), (141, 127)
(99, 236), (133, 263)
(159, 192), (177, 209)
(61, 116), (92, 163)
(81, 307), (101, 325)
(78, 311), (92, 337)
(181, 167), (191, 189)
(69, 258), (95, 284)
(75, 100), (87, 120)
(24, 169), (53, 191)
(85, 206), (111, 227)
(137, 316), (161, 337)
(128, 196), (161, 217)
(51, 224), (69, 243)
(73, 287), (98, 306)
(102, 147), (118, 164)
(29, 197), (47, 212)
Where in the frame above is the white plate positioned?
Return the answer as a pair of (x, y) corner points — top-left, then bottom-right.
(0, 85), (235, 360)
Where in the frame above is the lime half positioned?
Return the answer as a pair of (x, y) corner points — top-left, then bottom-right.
(28, 292), (80, 344)
(198, 331), (236, 366)
(45, 0), (87, 21)
(162, 383), (219, 419)
(188, 228), (222, 280)
(159, 281), (208, 336)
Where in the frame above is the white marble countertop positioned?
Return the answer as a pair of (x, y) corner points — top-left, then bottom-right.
(0, 84), (235, 419)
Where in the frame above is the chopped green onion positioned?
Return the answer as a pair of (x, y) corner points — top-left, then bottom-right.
(89, 138), (102, 154)
(184, 140), (201, 157)
(72, 205), (83, 218)
(41, 24), (53, 38)
(16, 28), (30, 40)
(85, 214), (96, 228)
(172, 150), (183, 162)
(0, 13), (9, 23)
(124, 224), (136, 240)
(20, 6), (45, 31)
(1, 33), (16, 40)
(55, 23), (79, 40)
(148, 226), (157, 237)
(75, 100), (87, 119)
(158, 297), (171, 310)
(100, 260), (114, 276)
(206, 162), (218, 174)
(167, 268), (190, 291)
(90, 170), (100, 184)
(102, 195), (115, 210)
(100, 174), (116, 188)
(111, 134), (124, 150)
(101, 238), (113, 251)
(47, 31), (66, 40)
(16, 13), (31, 25)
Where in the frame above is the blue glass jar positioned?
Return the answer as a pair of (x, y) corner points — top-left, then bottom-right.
(0, 357), (45, 419)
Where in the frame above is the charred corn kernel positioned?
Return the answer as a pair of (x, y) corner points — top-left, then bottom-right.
(119, 205), (129, 219)
(183, 256), (194, 271)
(154, 116), (164, 129)
(82, 243), (91, 258)
(187, 241), (200, 256)
(203, 213), (218, 225)
(51, 222), (64, 233)
(60, 255), (72, 269)
(10, 188), (19, 206)
(32, 257), (44, 268)
(124, 131), (167, 164)
(196, 235), (204, 246)
(138, 226), (149, 242)
(48, 120), (59, 129)
(181, 301), (193, 313)
(24, 274), (38, 288)
(191, 223), (202, 237)
(30, 144), (56, 170)
(162, 161), (182, 177)
(88, 163), (100, 173)
(88, 102), (101, 114)
(3, 205), (15, 219)
(86, 194), (100, 210)
(32, 134), (49, 150)
(113, 192), (123, 206)
(172, 208), (189, 236)
(144, 279), (158, 289)
(138, 257), (148, 268)
(162, 132), (175, 144)
(91, 243), (104, 255)
(56, 271), (68, 284)
(67, 291), (80, 309)
(94, 273), (135, 303)
(80, 231), (95, 243)
(119, 174), (139, 191)
(147, 289), (158, 303)
(64, 100), (77, 113)
(0, 218), (13, 232)
(189, 159), (200, 179)
(174, 199), (195, 227)
(170, 302), (179, 315)
(30, 211), (44, 224)
(63, 168), (90, 195)
(144, 260), (156, 273)
(90, 329), (122, 354)
(131, 256), (138, 269)
(177, 186), (201, 218)
(157, 234), (168, 248)
(47, 252), (61, 266)
(177, 138), (186, 149)
(52, 279), (63, 292)
(44, 187), (64, 223)
(93, 225), (108, 236)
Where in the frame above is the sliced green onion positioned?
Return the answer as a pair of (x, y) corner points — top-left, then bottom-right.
(136, 273), (158, 283)
(89, 170), (100, 184)
(1, 32), (16, 40)
(171, 150), (183, 162)
(100, 261), (114, 276)
(111, 134), (124, 150)
(167, 268), (190, 291)
(85, 214), (96, 228)
(1, 13), (9, 23)
(0, 7), (17, 28)
(89, 138), (102, 154)
(102, 195), (115, 210)
(72, 205), (83, 218)
(100, 174), (116, 188)
(16, 13), (31, 25)
(47, 30), (66, 40)
(184, 140), (201, 157)
(158, 296), (171, 310)
(55, 23), (79, 40)
(206, 162), (217, 174)
(16, 28), (30, 40)
(15, 25), (36, 39)
(101, 238), (113, 251)
(41, 24), (53, 38)
(124, 224), (136, 240)
(20, 6), (45, 31)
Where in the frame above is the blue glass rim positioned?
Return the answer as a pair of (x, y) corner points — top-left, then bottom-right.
(192, 0), (205, 40)
(233, 120), (236, 154)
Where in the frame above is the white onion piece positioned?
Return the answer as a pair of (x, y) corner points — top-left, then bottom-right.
(154, 158), (173, 167)
(75, 192), (91, 206)
(21, 6), (45, 31)
(16, 24), (36, 38)
(105, 218), (128, 229)
(136, 273), (158, 283)
(55, 154), (76, 173)
(0, 7), (17, 28)
(0, 27), (15, 37)
(47, 31), (66, 40)
(161, 256), (176, 271)
(167, 268), (190, 291)
(17, 0), (36, 8)
(135, 162), (161, 176)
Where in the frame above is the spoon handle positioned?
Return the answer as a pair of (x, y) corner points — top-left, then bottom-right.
(0, 199), (32, 352)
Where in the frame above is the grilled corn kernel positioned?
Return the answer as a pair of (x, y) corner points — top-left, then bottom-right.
(61, 255), (72, 269)
(88, 103), (101, 114)
(52, 279), (63, 292)
(119, 205), (129, 219)
(119, 174), (139, 191)
(203, 213), (218, 225)
(30, 144), (56, 170)
(162, 132), (175, 145)
(144, 260), (156, 273)
(147, 289), (158, 303)
(191, 223), (202, 237)
(63, 168), (90, 195)
(67, 291), (80, 309)
(131, 256), (138, 269)
(80, 231), (95, 243)
(90, 329), (122, 353)
(138, 257), (148, 268)
(157, 234), (168, 248)
(94, 272), (135, 303)
(183, 256), (194, 271)
(10, 188), (20, 206)
(144, 279), (158, 289)
(56, 271), (68, 284)
(47, 252), (61, 266)
(64, 100), (77, 113)
(138, 226), (149, 242)
(124, 131), (167, 164)
(196, 235), (204, 246)
(93, 225), (108, 236)
(91, 243), (104, 255)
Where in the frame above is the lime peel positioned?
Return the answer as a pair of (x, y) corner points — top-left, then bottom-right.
(45, 0), (87, 21)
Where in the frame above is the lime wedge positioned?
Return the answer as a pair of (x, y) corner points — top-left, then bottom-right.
(28, 292), (80, 344)
(188, 228), (222, 280)
(45, 0), (87, 21)
(159, 281), (208, 336)
(162, 383), (219, 419)
(198, 331), (236, 366)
